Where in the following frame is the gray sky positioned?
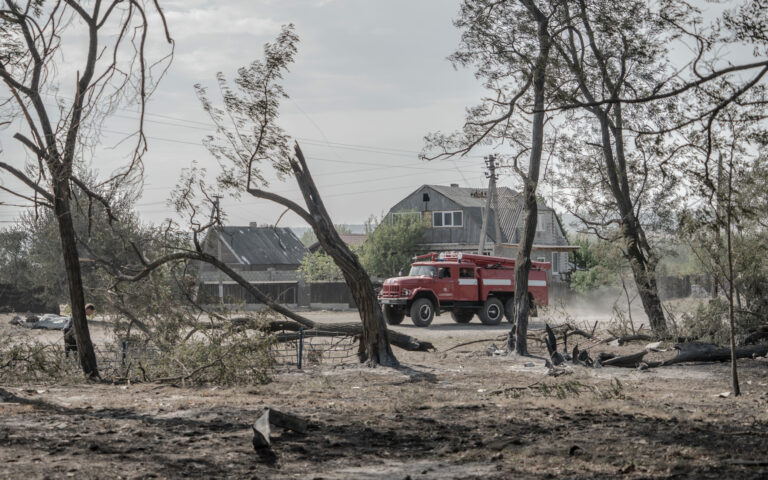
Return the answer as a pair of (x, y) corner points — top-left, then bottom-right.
(0, 0), (751, 229)
(0, 0), (493, 228)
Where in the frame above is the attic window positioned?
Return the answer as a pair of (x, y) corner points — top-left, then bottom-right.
(433, 211), (463, 227)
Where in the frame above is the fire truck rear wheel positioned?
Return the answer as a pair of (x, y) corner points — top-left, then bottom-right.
(480, 297), (504, 325)
(410, 298), (435, 327)
(504, 297), (515, 323)
(383, 305), (405, 325)
(450, 309), (474, 324)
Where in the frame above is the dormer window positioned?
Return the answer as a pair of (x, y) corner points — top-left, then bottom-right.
(433, 211), (463, 227)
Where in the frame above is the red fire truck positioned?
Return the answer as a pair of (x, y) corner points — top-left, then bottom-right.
(378, 252), (549, 327)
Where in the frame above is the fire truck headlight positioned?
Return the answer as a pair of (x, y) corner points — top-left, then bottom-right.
(402, 289), (411, 296)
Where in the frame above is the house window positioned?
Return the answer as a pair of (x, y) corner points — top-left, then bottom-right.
(433, 211), (463, 228)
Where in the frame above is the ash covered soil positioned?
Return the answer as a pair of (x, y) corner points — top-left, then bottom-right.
(1, 310), (768, 479)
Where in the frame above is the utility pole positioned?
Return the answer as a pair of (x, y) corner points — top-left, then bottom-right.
(478, 155), (502, 254)
(212, 195), (224, 303)
(211, 194), (223, 226)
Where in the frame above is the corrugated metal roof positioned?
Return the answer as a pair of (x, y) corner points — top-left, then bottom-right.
(428, 185), (512, 208)
(216, 226), (307, 266)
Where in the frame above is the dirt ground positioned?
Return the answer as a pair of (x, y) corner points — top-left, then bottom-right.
(1, 309), (768, 479)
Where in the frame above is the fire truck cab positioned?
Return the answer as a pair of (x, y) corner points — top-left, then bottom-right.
(378, 252), (549, 327)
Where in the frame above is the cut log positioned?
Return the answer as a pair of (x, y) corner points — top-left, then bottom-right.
(662, 343), (768, 366)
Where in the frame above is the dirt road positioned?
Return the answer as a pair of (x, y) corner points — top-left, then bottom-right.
(2, 310), (767, 479)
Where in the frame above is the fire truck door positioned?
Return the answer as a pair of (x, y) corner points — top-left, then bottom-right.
(435, 266), (455, 301)
(456, 267), (479, 302)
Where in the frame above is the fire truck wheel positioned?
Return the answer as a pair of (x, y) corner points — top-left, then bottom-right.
(504, 297), (515, 323)
(410, 298), (435, 327)
(382, 305), (405, 325)
(480, 297), (504, 325)
(450, 309), (474, 324)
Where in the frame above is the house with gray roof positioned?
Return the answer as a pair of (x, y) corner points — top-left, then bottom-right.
(387, 184), (575, 277)
(197, 225), (308, 305)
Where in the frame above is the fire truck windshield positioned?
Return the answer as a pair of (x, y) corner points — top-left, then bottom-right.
(408, 265), (436, 277)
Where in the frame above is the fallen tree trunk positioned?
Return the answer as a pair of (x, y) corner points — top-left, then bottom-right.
(596, 342), (768, 369)
(662, 343), (768, 366)
(600, 350), (653, 368)
(270, 322), (433, 352)
(233, 318), (434, 352)
(613, 334), (654, 346)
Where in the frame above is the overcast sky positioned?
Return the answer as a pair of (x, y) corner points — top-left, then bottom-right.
(0, 0), (496, 229)
(0, 0), (748, 230)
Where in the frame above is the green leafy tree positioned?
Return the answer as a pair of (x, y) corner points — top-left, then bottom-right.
(0, 187), (187, 317)
(568, 234), (627, 293)
(299, 230), (318, 247)
(358, 213), (426, 278)
(299, 251), (344, 281)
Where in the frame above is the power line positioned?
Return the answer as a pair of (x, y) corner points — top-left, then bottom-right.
(38, 94), (477, 159)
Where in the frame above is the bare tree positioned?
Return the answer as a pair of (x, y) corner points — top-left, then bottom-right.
(0, 0), (172, 377)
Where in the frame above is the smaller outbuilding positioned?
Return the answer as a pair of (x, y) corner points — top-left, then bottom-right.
(197, 224), (308, 306)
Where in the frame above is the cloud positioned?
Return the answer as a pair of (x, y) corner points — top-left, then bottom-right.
(163, 7), (282, 38)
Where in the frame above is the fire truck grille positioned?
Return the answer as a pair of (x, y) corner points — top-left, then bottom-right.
(381, 284), (399, 297)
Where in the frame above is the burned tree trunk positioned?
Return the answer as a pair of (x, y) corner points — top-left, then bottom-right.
(510, 1), (551, 356)
(593, 107), (668, 337)
(52, 178), (99, 378)
(245, 144), (397, 366)
(287, 145), (398, 366)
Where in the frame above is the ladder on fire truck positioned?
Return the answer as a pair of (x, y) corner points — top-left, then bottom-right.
(413, 252), (550, 270)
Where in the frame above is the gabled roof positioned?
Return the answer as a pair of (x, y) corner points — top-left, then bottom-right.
(418, 184), (554, 243)
(428, 185), (516, 208)
(215, 226), (307, 266)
